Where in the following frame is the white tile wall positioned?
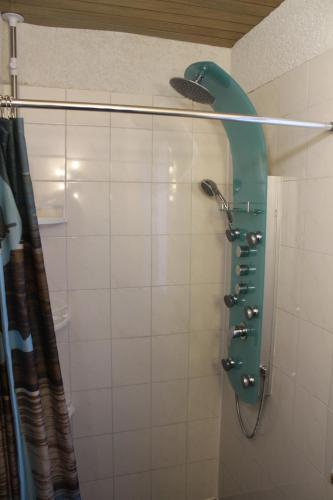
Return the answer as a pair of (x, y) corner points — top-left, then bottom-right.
(221, 47), (333, 500)
(23, 84), (227, 499)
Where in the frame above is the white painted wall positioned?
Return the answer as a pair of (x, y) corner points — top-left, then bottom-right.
(232, 0), (333, 92)
(0, 20), (230, 95)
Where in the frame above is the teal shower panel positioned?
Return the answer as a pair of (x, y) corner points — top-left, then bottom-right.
(185, 62), (268, 405)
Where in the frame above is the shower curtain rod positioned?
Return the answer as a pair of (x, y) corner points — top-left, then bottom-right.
(1, 97), (332, 131)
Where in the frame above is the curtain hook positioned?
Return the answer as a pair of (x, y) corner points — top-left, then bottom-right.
(0, 95), (4, 119)
(9, 96), (14, 119)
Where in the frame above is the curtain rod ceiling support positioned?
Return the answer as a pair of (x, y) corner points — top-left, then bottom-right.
(1, 97), (332, 131)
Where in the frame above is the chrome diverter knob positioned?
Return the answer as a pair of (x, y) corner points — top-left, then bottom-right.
(241, 374), (255, 388)
(230, 322), (248, 340)
(244, 305), (259, 320)
(224, 294), (238, 308)
(221, 358), (236, 372)
(246, 231), (263, 247)
(226, 228), (240, 242)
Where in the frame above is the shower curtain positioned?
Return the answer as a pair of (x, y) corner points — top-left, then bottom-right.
(0, 118), (80, 499)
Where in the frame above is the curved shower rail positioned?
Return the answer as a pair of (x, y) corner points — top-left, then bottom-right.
(184, 62), (268, 405)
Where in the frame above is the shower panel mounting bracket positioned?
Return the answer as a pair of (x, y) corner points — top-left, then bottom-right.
(184, 61), (269, 405)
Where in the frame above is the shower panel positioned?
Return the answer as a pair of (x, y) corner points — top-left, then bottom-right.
(179, 61), (272, 406)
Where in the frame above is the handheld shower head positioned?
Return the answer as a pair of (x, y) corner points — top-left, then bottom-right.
(200, 179), (233, 225)
(169, 74), (215, 104)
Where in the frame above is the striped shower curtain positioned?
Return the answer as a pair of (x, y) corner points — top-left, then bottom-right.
(0, 118), (80, 499)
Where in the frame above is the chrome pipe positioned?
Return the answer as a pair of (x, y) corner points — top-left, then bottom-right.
(1, 97), (332, 130)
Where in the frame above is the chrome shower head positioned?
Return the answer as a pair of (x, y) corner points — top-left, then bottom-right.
(200, 178), (233, 225)
(200, 179), (220, 198)
(169, 74), (215, 104)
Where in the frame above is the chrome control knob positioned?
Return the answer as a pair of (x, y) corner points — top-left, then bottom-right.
(230, 322), (248, 340)
(244, 305), (259, 320)
(234, 283), (255, 296)
(235, 283), (248, 295)
(241, 374), (255, 388)
(221, 358), (236, 372)
(224, 294), (238, 308)
(235, 264), (256, 276)
(226, 228), (241, 242)
(236, 245), (250, 258)
(246, 231), (263, 247)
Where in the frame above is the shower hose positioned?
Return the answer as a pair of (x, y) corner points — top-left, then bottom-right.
(235, 366), (267, 439)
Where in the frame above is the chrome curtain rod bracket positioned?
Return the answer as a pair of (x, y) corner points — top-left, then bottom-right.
(1, 97), (332, 131)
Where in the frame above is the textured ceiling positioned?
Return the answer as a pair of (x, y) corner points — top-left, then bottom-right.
(0, 0), (284, 47)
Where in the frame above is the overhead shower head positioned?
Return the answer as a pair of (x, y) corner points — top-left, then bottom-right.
(169, 74), (215, 104)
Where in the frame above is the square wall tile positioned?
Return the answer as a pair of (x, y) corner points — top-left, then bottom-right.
(25, 124), (65, 157)
(187, 419), (219, 462)
(74, 434), (113, 481)
(153, 130), (192, 183)
(280, 180), (304, 249)
(67, 159), (110, 182)
(72, 388), (112, 438)
(193, 101), (225, 135)
(277, 246), (301, 316)
(192, 133), (227, 183)
(42, 237), (67, 291)
(300, 251), (333, 332)
(191, 183), (225, 235)
(67, 126), (110, 160)
(189, 331), (220, 377)
(110, 182), (151, 235)
(68, 236), (110, 290)
(303, 178), (333, 255)
(152, 465), (186, 500)
(293, 385), (328, 473)
(113, 384), (151, 432)
(80, 478), (114, 500)
(57, 343), (70, 394)
(67, 89), (110, 126)
(296, 319), (333, 404)
(152, 235), (191, 285)
(70, 340), (111, 391)
(111, 161), (152, 183)
(69, 289), (111, 342)
(111, 236), (151, 288)
(113, 429), (151, 475)
(152, 334), (189, 382)
(152, 286), (190, 335)
(188, 376), (221, 420)
(29, 157), (65, 182)
(152, 423), (186, 468)
(67, 182), (110, 236)
(34, 180), (66, 236)
(111, 93), (152, 129)
(112, 338), (151, 386)
(273, 309), (299, 378)
(191, 233), (224, 284)
(153, 95), (192, 132)
(115, 472), (151, 500)
(152, 183), (191, 235)
(187, 460), (219, 500)
(111, 287), (151, 338)
(20, 86), (66, 124)
(190, 284), (223, 331)
(152, 380), (188, 426)
(111, 129), (152, 163)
